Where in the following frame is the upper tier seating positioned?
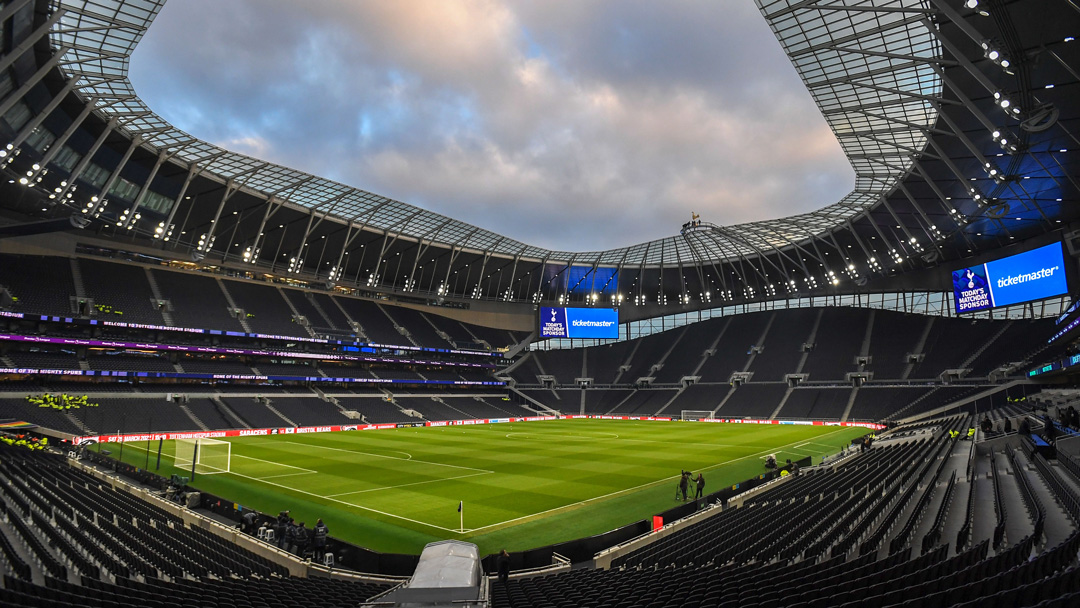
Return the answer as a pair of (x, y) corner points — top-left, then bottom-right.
(459, 323), (526, 351)
(867, 312), (929, 379)
(380, 305), (453, 349)
(746, 308), (818, 382)
(149, 268), (244, 331)
(653, 327), (711, 384)
(311, 292), (353, 332)
(911, 317), (995, 379)
(222, 281), (306, 336)
(585, 340), (636, 385)
(422, 312), (478, 347)
(334, 298), (407, 345)
(78, 259), (166, 325)
(800, 307), (870, 380)
(697, 313), (771, 382)
(0, 254), (76, 315)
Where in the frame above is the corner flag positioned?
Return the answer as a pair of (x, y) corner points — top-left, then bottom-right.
(458, 501), (464, 533)
(458, 501), (463, 512)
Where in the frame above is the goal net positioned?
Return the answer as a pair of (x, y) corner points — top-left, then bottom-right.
(174, 438), (231, 475)
(681, 410), (714, 421)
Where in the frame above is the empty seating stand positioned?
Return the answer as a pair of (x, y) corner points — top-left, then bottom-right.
(0, 445), (392, 606)
(78, 259), (166, 325)
(492, 422), (1080, 608)
(223, 280), (306, 336)
(149, 268), (244, 331)
(0, 254), (76, 316)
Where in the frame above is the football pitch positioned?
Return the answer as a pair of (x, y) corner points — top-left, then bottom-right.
(102, 419), (869, 555)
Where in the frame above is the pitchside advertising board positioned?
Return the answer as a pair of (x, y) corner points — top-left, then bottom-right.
(952, 242), (1071, 314)
(76, 415), (885, 443)
(539, 307), (619, 339)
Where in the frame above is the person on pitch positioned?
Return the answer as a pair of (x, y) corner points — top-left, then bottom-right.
(694, 472), (705, 499)
(679, 470), (690, 501)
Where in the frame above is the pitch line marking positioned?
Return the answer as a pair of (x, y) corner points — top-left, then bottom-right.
(246, 440), (413, 461)
(281, 441), (492, 474)
(225, 469), (464, 533)
(504, 431), (620, 440)
(258, 471), (320, 480)
(795, 440), (843, 450)
(103, 442), (465, 533)
(233, 454), (317, 474)
(325, 471), (494, 498)
(463, 427), (855, 535)
(473, 425), (757, 450)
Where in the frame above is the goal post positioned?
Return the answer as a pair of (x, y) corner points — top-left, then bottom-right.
(174, 438), (231, 475)
(681, 410), (714, 421)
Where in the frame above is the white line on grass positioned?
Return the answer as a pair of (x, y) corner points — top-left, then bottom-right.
(259, 471), (320, 480)
(117, 441), (464, 533)
(803, 440), (847, 449)
(225, 469), (465, 533)
(233, 454), (317, 474)
(463, 427), (855, 534)
(474, 426), (764, 450)
(281, 441), (493, 474)
(325, 471), (493, 498)
(504, 431), (620, 440)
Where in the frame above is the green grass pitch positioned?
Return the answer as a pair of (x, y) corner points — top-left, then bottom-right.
(102, 419), (869, 555)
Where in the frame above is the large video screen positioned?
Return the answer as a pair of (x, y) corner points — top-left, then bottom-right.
(952, 242), (1070, 314)
(540, 307), (619, 339)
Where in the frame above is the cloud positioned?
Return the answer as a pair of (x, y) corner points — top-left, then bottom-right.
(129, 0), (853, 251)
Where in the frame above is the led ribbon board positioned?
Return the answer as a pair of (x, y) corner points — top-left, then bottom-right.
(953, 242), (1070, 314)
(540, 307), (619, 339)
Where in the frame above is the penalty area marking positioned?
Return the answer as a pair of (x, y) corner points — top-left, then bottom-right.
(233, 454), (317, 474)
(224, 469), (465, 533)
(245, 440), (413, 461)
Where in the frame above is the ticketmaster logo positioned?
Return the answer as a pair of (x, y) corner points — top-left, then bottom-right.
(572, 320), (615, 327)
(997, 265), (1059, 288)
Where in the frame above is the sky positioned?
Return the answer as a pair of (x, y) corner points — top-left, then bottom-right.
(128, 0), (854, 252)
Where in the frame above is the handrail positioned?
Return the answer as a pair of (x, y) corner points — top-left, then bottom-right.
(1005, 447), (1045, 542)
(990, 449), (1007, 549)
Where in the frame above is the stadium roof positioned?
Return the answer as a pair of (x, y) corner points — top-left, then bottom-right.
(48, 0), (937, 264)
(2, 0), (1074, 307)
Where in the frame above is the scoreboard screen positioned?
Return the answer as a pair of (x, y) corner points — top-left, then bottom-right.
(539, 307), (619, 339)
(952, 242), (1069, 314)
